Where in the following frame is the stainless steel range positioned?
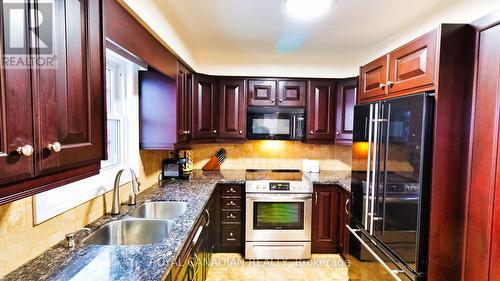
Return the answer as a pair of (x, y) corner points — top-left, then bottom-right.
(245, 169), (313, 260)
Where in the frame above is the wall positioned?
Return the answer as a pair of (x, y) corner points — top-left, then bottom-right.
(191, 141), (352, 171)
(0, 150), (169, 278)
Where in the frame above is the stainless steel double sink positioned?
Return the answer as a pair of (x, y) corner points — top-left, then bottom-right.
(84, 201), (188, 246)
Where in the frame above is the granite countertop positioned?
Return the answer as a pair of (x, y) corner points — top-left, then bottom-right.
(2, 169), (350, 281)
(303, 170), (351, 191)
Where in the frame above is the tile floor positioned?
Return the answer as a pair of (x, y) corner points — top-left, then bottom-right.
(206, 254), (349, 281)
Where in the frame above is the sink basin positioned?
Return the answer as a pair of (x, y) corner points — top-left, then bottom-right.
(128, 201), (188, 220)
(84, 219), (175, 245)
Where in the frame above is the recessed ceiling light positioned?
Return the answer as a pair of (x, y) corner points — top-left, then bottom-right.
(285, 0), (332, 21)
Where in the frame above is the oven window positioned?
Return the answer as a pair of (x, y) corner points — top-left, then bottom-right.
(252, 118), (290, 135)
(254, 202), (304, 230)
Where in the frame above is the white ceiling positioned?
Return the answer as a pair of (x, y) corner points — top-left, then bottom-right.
(121, 0), (500, 77)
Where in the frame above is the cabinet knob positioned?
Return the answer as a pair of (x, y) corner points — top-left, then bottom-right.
(229, 232), (234, 237)
(47, 142), (62, 153)
(387, 81), (394, 87)
(239, 130), (243, 135)
(279, 99), (283, 102)
(271, 99), (275, 102)
(379, 83), (386, 89)
(213, 130), (217, 134)
(230, 188), (235, 192)
(310, 131), (314, 135)
(16, 145), (34, 157)
(336, 131), (340, 135)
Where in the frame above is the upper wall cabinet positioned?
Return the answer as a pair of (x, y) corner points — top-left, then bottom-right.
(248, 79), (306, 108)
(192, 75), (218, 140)
(359, 55), (388, 103)
(388, 29), (437, 95)
(176, 62), (193, 144)
(139, 67), (177, 149)
(278, 80), (307, 107)
(307, 81), (336, 142)
(0, 1), (34, 186)
(359, 28), (438, 103)
(0, 0), (104, 203)
(248, 79), (277, 107)
(218, 79), (246, 140)
(36, 0), (103, 175)
(335, 78), (357, 144)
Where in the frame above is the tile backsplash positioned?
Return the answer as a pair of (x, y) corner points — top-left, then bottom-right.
(191, 141), (352, 171)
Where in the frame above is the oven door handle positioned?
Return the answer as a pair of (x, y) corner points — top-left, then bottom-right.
(246, 194), (313, 201)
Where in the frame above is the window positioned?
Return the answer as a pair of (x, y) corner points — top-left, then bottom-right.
(102, 56), (125, 169)
(33, 49), (142, 224)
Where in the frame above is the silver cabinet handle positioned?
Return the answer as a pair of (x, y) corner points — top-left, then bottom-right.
(387, 81), (394, 87)
(336, 131), (340, 135)
(239, 130), (243, 135)
(271, 99), (275, 102)
(213, 130), (217, 134)
(310, 131), (314, 135)
(345, 198), (350, 215)
(205, 209), (210, 227)
(17, 144), (34, 156)
(229, 187), (235, 192)
(47, 142), (62, 153)
(279, 99), (283, 102)
(192, 225), (203, 244)
(379, 83), (386, 88)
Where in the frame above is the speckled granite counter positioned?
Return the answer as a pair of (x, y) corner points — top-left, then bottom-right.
(303, 171), (351, 191)
(2, 169), (350, 281)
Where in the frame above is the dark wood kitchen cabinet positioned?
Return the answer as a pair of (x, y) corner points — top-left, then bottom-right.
(247, 79), (277, 107)
(214, 184), (244, 253)
(177, 62), (193, 144)
(278, 80), (307, 107)
(359, 55), (388, 103)
(0, 0), (104, 204)
(312, 185), (340, 253)
(307, 81), (336, 142)
(338, 188), (350, 259)
(388, 29), (437, 96)
(335, 78), (357, 145)
(218, 79), (246, 141)
(192, 75), (218, 140)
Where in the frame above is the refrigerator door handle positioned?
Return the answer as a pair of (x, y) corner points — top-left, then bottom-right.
(369, 103), (380, 235)
(364, 104), (374, 230)
(347, 225), (405, 281)
(381, 103), (391, 235)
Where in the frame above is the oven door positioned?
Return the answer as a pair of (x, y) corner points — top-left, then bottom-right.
(246, 193), (312, 241)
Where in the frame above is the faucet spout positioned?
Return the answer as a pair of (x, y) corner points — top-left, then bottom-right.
(111, 168), (141, 215)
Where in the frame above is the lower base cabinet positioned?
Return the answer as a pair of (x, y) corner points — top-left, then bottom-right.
(214, 184), (245, 253)
(311, 184), (350, 256)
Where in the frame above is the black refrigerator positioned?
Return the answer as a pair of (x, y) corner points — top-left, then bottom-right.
(348, 93), (434, 281)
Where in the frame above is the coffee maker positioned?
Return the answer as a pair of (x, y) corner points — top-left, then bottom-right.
(161, 150), (193, 180)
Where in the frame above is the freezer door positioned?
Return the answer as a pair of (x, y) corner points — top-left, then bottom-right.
(374, 94), (433, 275)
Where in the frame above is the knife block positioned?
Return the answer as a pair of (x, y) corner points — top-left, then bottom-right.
(202, 156), (221, 171)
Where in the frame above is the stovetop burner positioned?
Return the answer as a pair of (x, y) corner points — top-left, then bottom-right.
(245, 169), (303, 181)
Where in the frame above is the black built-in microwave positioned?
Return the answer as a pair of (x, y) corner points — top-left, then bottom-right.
(246, 107), (305, 141)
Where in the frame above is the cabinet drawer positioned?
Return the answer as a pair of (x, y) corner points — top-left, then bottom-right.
(220, 184), (243, 197)
(221, 210), (241, 223)
(221, 197), (242, 209)
(221, 224), (241, 245)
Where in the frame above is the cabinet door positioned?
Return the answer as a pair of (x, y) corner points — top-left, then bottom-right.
(0, 0), (35, 185)
(278, 80), (306, 107)
(388, 29), (437, 95)
(312, 185), (340, 253)
(176, 62), (192, 143)
(192, 75), (217, 140)
(307, 81), (336, 142)
(248, 79), (276, 107)
(359, 55), (388, 103)
(335, 78), (357, 145)
(218, 79), (246, 140)
(339, 188), (350, 259)
(35, 0), (103, 175)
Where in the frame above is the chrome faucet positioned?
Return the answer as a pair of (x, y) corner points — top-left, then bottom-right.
(111, 168), (141, 215)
